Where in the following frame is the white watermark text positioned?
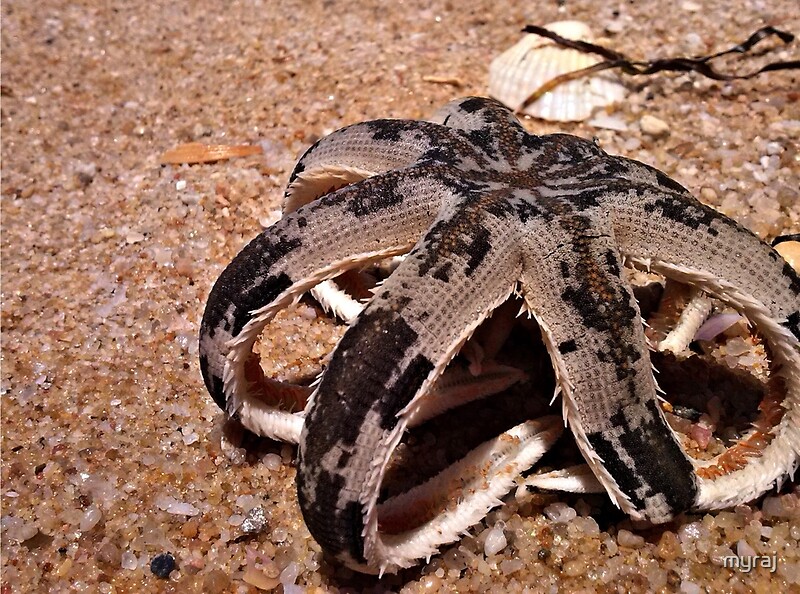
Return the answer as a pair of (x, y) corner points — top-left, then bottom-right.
(721, 553), (777, 573)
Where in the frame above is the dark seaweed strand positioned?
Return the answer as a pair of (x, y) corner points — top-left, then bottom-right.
(519, 25), (798, 110)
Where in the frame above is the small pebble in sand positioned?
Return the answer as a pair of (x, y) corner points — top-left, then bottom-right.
(95, 542), (121, 567)
(543, 502), (577, 523)
(203, 569), (231, 593)
(700, 187), (718, 202)
(241, 506), (268, 534)
(483, 524), (507, 556)
(680, 581), (702, 594)
(640, 114), (670, 137)
(120, 551), (138, 571)
(280, 562), (301, 588)
(150, 552), (176, 579)
(262, 452), (283, 470)
(617, 529), (645, 548)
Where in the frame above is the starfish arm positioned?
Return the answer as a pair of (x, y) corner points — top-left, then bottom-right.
(283, 119), (464, 319)
(430, 96), (529, 139)
(601, 166), (800, 511)
(296, 195), (536, 573)
(308, 279), (366, 322)
(199, 164), (448, 439)
(405, 361), (527, 427)
(647, 280), (713, 353)
(523, 465), (605, 494)
(604, 159), (799, 337)
(655, 283), (713, 353)
(284, 119), (461, 212)
(518, 209), (698, 524)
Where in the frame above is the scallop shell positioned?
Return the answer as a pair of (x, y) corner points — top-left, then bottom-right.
(488, 21), (626, 122)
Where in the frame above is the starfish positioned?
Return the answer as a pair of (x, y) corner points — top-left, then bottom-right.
(199, 97), (800, 574)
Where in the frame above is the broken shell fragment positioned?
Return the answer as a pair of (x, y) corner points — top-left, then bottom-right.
(775, 240), (800, 272)
(694, 312), (743, 342)
(488, 21), (626, 122)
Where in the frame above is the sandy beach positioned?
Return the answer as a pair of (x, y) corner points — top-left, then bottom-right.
(2, 1), (799, 591)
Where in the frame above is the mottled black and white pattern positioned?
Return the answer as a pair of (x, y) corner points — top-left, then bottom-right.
(199, 97), (800, 573)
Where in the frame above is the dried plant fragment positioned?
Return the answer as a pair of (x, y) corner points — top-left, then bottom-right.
(160, 142), (263, 165)
(422, 75), (464, 88)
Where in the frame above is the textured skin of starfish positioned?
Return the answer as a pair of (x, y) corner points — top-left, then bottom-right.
(199, 97), (800, 573)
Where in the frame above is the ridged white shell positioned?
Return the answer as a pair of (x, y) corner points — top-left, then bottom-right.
(489, 21), (626, 122)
